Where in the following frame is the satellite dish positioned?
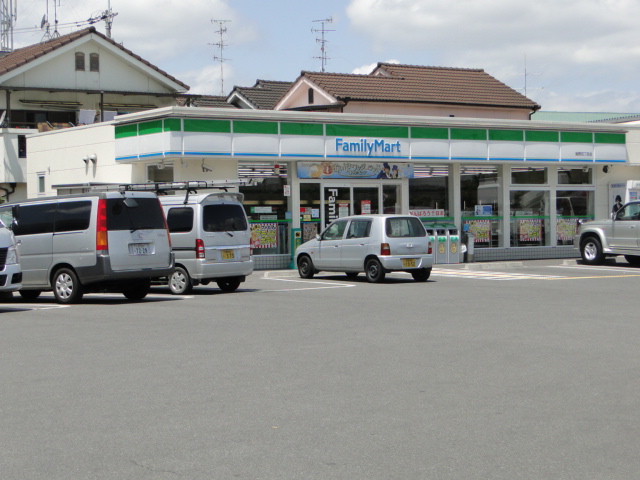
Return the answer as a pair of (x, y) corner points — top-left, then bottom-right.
(40, 15), (47, 29)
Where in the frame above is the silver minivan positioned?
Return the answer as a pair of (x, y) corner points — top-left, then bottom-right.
(0, 191), (174, 304)
(295, 214), (434, 282)
(159, 191), (253, 294)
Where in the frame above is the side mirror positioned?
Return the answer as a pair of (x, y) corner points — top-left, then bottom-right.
(315, 234), (321, 241)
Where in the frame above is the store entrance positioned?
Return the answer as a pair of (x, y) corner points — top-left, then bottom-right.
(321, 183), (400, 228)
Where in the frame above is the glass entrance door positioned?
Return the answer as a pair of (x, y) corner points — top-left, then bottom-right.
(321, 183), (400, 228)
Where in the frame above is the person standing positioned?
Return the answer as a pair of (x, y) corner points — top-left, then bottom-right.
(612, 195), (624, 217)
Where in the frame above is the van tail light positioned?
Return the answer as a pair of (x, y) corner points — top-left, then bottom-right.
(196, 239), (205, 259)
(158, 198), (171, 248)
(380, 243), (391, 256)
(428, 241), (432, 255)
(96, 198), (108, 253)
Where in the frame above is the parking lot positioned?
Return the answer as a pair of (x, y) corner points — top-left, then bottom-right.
(2, 259), (640, 479)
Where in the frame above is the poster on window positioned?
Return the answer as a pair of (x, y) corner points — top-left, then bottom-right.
(557, 218), (578, 242)
(302, 222), (319, 243)
(251, 223), (278, 249)
(464, 220), (491, 243)
(519, 219), (542, 242)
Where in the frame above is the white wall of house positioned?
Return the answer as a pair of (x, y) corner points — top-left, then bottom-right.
(26, 123), (132, 197)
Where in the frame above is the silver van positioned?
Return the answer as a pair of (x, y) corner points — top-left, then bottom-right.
(159, 191), (253, 294)
(0, 191), (174, 304)
(0, 218), (22, 294)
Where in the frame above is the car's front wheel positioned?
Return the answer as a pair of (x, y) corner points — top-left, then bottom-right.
(122, 279), (151, 301)
(169, 266), (193, 295)
(53, 268), (84, 304)
(411, 268), (431, 282)
(365, 258), (385, 283)
(19, 290), (42, 301)
(297, 255), (315, 279)
(581, 236), (604, 265)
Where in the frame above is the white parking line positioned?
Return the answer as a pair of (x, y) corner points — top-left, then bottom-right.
(431, 268), (565, 281)
(261, 276), (356, 292)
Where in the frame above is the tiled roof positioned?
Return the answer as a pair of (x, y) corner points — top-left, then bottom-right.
(301, 63), (539, 110)
(0, 27), (189, 91)
(230, 80), (293, 109)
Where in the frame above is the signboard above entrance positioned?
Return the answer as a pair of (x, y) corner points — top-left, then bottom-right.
(297, 161), (414, 179)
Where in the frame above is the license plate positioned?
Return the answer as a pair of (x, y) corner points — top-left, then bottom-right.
(402, 258), (416, 268)
(129, 243), (150, 255)
(221, 249), (235, 260)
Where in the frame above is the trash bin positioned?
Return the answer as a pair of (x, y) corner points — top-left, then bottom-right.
(435, 226), (448, 264)
(443, 224), (461, 263)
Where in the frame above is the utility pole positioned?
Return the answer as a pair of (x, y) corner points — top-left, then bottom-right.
(312, 17), (334, 72)
(210, 19), (231, 95)
(0, 0), (16, 53)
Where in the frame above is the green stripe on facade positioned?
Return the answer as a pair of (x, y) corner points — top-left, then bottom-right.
(234, 120), (278, 135)
(326, 124), (409, 138)
(450, 128), (487, 141)
(184, 119), (231, 133)
(488, 129), (524, 142)
(525, 130), (559, 142)
(164, 118), (182, 132)
(138, 120), (163, 135)
(594, 132), (626, 144)
(561, 131), (593, 143)
(411, 127), (448, 140)
(115, 124), (138, 139)
(280, 122), (324, 136)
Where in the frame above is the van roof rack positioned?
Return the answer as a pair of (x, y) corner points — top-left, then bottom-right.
(98, 180), (247, 204)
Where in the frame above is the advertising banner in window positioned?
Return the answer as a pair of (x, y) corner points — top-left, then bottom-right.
(557, 218), (578, 242)
(250, 223), (278, 249)
(519, 219), (542, 242)
(298, 161), (413, 179)
(464, 220), (491, 243)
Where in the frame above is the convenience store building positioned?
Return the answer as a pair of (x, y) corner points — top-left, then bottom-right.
(27, 107), (639, 268)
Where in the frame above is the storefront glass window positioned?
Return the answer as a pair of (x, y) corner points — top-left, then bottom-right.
(510, 190), (549, 247)
(556, 190), (593, 245)
(511, 167), (547, 185)
(558, 167), (593, 185)
(409, 165), (449, 220)
(461, 165), (501, 248)
(239, 176), (289, 255)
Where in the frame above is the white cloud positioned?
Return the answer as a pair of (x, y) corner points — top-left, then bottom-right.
(351, 59), (399, 75)
(345, 0), (640, 111)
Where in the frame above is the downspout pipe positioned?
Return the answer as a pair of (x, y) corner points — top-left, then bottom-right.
(0, 182), (17, 203)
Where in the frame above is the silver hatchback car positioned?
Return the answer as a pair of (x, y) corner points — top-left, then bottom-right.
(295, 214), (434, 282)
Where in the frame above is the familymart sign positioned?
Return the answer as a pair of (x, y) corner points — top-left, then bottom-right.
(114, 116), (628, 164)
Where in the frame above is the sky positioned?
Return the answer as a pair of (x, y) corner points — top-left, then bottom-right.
(10, 0), (640, 113)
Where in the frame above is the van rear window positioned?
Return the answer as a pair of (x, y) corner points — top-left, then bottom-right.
(107, 198), (166, 231)
(202, 204), (247, 232)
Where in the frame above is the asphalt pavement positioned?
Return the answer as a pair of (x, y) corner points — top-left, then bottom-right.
(1, 259), (639, 479)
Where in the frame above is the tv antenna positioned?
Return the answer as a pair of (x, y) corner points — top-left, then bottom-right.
(87, 0), (118, 38)
(312, 17), (334, 72)
(41, 0), (61, 41)
(210, 19), (231, 95)
(0, 0), (16, 53)
(520, 55), (543, 98)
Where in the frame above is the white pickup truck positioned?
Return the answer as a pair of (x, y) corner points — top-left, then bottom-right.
(574, 201), (640, 265)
